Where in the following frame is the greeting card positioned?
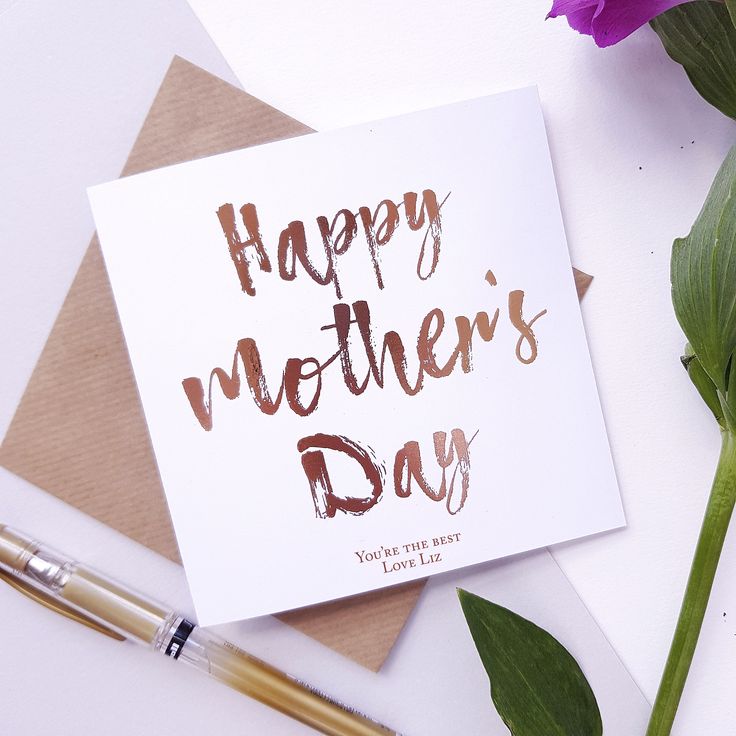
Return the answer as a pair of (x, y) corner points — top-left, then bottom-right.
(88, 87), (624, 625)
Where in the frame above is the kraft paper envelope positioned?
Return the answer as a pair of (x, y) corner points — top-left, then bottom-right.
(0, 56), (592, 671)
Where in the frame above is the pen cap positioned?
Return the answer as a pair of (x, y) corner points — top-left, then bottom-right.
(0, 524), (175, 645)
(0, 524), (34, 572)
(0, 524), (85, 591)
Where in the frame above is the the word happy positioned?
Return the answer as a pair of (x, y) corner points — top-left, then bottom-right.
(214, 189), (449, 298)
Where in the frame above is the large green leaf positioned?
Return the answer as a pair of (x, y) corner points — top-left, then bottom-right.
(671, 145), (736, 429)
(458, 589), (602, 736)
(651, 2), (736, 121)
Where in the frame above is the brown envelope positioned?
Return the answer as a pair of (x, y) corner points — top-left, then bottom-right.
(0, 56), (592, 672)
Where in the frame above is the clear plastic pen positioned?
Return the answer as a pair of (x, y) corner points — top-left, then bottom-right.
(0, 524), (400, 736)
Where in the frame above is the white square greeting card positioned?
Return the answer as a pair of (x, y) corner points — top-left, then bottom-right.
(88, 87), (624, 625)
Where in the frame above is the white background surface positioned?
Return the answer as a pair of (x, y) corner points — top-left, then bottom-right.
(1, 0), (735, 733)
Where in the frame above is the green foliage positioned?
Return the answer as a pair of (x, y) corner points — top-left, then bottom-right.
(457, 589), (602, 736)
(647, 142), (736, 736)
(681, 344), (726, 427)
(671, 145), (736, 429)
(651, 2), (736, 121)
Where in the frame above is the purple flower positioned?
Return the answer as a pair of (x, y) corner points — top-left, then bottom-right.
(547, 0), (692, 47)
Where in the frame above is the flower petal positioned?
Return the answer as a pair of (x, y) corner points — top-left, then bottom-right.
(547, 1), (601, 36)
(547, 0), (598, 17)
(590, 0), (692, 47)
(566, 6), (599, 34)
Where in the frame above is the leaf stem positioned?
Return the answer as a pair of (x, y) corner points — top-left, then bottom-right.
(646, 429), (736, 735)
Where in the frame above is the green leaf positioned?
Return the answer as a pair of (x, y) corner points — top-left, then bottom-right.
(457, 589), (602, 736)
(726, 0), (736, 29)
(671, 145), (736, 429)
(681, 344), (726, 428)
(651, 2), (736, 121)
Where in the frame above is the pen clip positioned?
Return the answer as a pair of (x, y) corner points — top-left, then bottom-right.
(0, 568), (126, 642)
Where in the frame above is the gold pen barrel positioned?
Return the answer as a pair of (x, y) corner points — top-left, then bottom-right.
(0, 525), (401, 736)
(178, 627), (398, 736)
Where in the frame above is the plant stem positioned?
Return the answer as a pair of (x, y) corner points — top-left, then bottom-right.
(646, 430), (736, 736)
